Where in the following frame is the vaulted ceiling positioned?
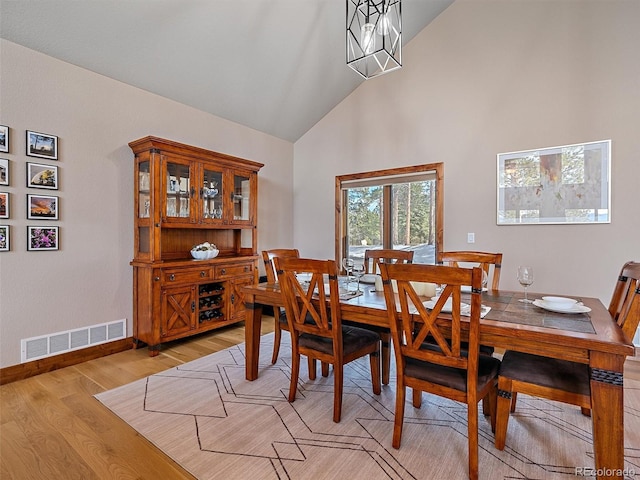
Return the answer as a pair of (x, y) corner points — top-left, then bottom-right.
(1, 0), (453, 142)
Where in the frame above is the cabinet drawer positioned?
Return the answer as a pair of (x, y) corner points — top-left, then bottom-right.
(162, 267), (212, 284)
(214, 263), (254, 280)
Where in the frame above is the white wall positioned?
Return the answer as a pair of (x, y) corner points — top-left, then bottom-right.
(294, 0), (640, 302)
(0, 40), (294, 367)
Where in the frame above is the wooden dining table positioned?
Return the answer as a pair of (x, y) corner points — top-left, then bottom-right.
(242, 282), (635, 479)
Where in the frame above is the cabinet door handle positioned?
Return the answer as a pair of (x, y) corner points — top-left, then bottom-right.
(190, 187), (196, 197)
(221, 268), (226, 275)
(200, 271), (206, 277)
(169, 274), (175, 281)
(191, 301), (195, 312)
(154, 276), (160, 281)
(199, 187), (204, 199)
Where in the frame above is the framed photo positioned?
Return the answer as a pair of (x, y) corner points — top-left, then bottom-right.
(27, 162), (58, 190)
(26, 130), (58, 160)
(0, 125), (8, 153)
(497, 139), (611, 225)
(0, 192), (8, 219)
(0, 225), (9, 251)
(27, 226), (59, 251)
(0, 158), (8, 185)
(27, 194), (58, 220)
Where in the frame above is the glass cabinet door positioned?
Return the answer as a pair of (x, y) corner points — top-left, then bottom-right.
(164, 159), (192, 221)
(202, 168), (224, 222)
(138, 160), (151, 219)
(232, 172), (251, 221)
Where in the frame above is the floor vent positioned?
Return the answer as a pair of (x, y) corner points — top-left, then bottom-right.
(21, 319), (126, 363)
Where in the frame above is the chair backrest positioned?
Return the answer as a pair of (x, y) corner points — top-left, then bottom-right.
(438, 251), (503, 291)
(364, 249), (414, 274)
(379, 263), (484, 386)
(262, 248), (300, 283)
(608, 261), (640, 341)
(274, 257), (343, 344)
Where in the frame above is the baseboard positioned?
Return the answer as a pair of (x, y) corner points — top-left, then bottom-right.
(0, 337), (133, 385)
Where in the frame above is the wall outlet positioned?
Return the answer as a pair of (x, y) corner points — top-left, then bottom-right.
(467, 232), (475, 243)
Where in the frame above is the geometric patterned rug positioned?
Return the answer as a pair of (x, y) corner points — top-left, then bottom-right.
(95, 333), (640, 479)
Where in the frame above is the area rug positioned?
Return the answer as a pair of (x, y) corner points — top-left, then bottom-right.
(96, 333), (640, 479)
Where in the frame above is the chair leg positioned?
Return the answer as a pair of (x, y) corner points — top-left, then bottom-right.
(308, 357), (317, 380)
(510, 392), (518, 413)
(467, 400), (479, 480)
(581, 407), (591, 417)
(488, 384), (498, 433)
(321, 362), (330, 377)
(393, 383), (406, 449)
(333, 362), (344, 423)
(271, 317), (282, 364)
(412, 388), (422, 408)
(369, 350), (381, 395)
(380, 331), (391, 385)
(289, 351), (301, 403)
(494, 377), (512, 450)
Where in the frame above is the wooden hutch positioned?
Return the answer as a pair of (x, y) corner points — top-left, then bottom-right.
(129, 136), (263, 355)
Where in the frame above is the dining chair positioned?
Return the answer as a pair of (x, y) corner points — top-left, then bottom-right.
(262, 248), (300, 364)
(438, 251), (503, 292)
(275, 256), (381, 423)
(364, 248), (414, 274)
(379, 263), (501, 480)
(494, 260), (640, 451)
(358, 249), (415, 384)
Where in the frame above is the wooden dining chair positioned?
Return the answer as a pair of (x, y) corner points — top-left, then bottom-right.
(438, 251), (503, 291)
(262, 248), (300, 364)
(358, 249), (414, 384)
(274, 256), (381, 423)
(379, 263), (500, 480)
(364, 248), (414, 274)
(494, 260), (640, 451)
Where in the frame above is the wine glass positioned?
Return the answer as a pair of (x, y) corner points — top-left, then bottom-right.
(517, 266), (534, 303)
(352, 262), (365, 293)
(342, 258), (354, 291)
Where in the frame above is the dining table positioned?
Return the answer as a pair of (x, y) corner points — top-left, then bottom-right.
(242, 282), (635, 479)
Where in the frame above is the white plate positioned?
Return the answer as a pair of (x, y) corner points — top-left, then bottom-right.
(423, 299), (469, 313)
(533, 299), (591, 314)
(360, 274), (378, 284)
(461, 285), (488, 293)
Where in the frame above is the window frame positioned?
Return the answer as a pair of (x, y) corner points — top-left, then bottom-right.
(335, 163), (444, 265)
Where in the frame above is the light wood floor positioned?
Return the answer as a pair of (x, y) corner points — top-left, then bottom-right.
(0, 321), (275, 480)
(1, 321), (638, 480)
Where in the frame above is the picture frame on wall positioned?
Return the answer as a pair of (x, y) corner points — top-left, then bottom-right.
(27, 225), (59, 251)
(0, 125), (8, 153)
(26, 162), (58, 190)
(0, 225), (9, 252)
(497, 139), (611, 225)
(0, 192), (9, 219)
(27, 194), (58, 220)
(0, 158), (8, 185)
(26, 130), (58, 160)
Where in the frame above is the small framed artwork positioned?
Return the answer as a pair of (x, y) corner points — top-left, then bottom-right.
(26, 130), (58, 160)
(0, 158), (8, 185)
(27, 226), (59, 251)
(27, 194), (58, 220)
(0, 192), (9, 219)
(27, 162), (58, 190)
(0, 125), (8, 153)
(0, 225), (9, 251)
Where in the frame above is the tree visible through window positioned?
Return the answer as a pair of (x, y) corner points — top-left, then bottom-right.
(336, 164), (443, 266)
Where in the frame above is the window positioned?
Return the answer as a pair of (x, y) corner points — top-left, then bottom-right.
(335, 164), (443, 266)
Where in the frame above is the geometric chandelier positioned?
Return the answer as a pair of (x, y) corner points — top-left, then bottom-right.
(346, 0), (402, 79)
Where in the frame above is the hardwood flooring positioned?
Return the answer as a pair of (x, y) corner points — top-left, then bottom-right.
(0, 320), (637, 480)
(0, 321), (275, 480)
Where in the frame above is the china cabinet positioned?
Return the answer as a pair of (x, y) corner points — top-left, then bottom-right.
(129, 136), (263, 355)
